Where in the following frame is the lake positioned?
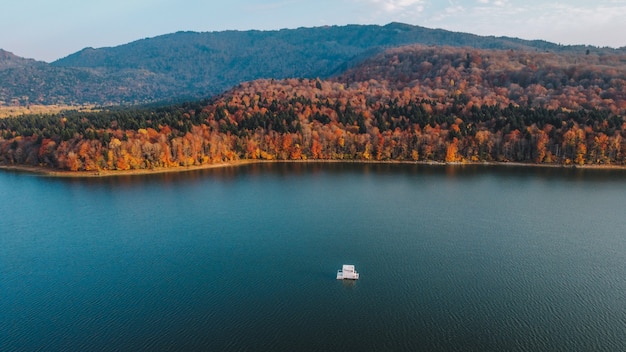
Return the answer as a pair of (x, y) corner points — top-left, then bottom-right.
(1, 162), (626, 351)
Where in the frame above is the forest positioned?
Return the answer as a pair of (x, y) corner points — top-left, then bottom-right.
(3, 22), (621, 107)
(1, 45), (625, 171)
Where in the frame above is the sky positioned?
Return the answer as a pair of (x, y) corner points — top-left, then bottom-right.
(2, 0), (625, 62)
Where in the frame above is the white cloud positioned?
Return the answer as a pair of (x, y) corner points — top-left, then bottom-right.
(422, 1), (626, 48)
(429, 3), (466, 22)
(348, 0), (426, 23)
(520, 3), (626, 47)
(361, 0), (426, 13)
(475, 0), (508, 5)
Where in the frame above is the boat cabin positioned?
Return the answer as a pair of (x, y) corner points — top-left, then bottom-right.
(336, 264), (359, 280)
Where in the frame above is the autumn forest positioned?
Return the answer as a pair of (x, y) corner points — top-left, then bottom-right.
(1, 45), (626, 172)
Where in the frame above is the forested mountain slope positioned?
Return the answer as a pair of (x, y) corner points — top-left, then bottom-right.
(0, 49), (39, 70)
(337, 45), (626, 113)
(2, 45), (625, 171)
(2, 23), (622, 106)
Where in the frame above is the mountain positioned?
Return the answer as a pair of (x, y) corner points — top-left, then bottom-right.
(0, 49), (39, 70)
(2, 44), (625, 171)
(2, 23), (623, 107)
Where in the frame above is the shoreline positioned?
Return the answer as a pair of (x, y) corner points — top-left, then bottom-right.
(0, 160), (260, 178)
(1, 159), (626, 178)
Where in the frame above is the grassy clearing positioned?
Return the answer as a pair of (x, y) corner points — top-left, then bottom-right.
(0, 105), (98, 118)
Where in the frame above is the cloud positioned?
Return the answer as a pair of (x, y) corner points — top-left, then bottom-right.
(428, 3), (465, 22)
(421, 1), (626, 47)
(348, 0), (426, 23)
(476, 0), (508, 5)
(521, 3), (626, 47)
(360, 0), (426, 13)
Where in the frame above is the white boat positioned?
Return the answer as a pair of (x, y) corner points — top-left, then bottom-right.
(336, 264), (359, 280)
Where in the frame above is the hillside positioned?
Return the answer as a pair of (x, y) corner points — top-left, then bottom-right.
(0, 49), (39, 70)
(1, 45), (625, 172)
(1, 23), (622, 107)
(337, 45), (626, 113)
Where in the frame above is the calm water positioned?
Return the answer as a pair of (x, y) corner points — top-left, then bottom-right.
(1, 163), (626, 351)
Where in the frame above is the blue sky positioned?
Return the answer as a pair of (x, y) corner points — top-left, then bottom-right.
(2, 0), (625, 62)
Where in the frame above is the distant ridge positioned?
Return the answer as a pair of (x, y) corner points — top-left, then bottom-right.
(1, 23), (623, 106)
(0, 49), (41, 70)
